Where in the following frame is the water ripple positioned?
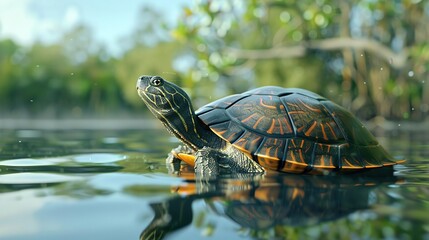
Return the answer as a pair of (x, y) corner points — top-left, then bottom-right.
(0, 158), (55, 167)
(0, 172), (82, 184)
(72, 153), (127, 163)
(0, 153), (125, 174)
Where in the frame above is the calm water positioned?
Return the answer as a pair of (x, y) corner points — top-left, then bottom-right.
(0, 122), (428, 240)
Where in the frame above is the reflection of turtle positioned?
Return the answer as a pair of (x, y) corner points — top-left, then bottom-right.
(140, 174), (398, 239)
(137, 76), (404, 177)
(211, 175), (375, 229)
(139, 197), (194, 240)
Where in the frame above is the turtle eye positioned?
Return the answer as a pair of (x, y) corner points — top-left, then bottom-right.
(150, 77), (163, 87)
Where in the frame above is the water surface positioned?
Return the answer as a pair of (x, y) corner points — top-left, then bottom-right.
(0, 123), (428, 240)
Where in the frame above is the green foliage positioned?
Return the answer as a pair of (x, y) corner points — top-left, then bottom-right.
(172, 0), (429, 120)
(0, 7), (181, 118)
(3, 38), (127, 117)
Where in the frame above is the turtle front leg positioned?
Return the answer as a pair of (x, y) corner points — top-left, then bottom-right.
(194, 146), (265, 178)
(166, 145), (195, 174)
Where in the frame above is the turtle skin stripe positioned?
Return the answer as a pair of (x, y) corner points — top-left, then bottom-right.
(196, 87), (402, 174)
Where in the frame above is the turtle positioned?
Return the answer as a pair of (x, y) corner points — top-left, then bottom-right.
(136, 75), (404, 177)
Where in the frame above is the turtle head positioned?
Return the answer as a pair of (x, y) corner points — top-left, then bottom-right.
(136, 75), (192, 118)
(137, 75), (211, 150)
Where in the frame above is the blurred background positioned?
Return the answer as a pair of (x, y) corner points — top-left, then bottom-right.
(0, 0), (428, 123)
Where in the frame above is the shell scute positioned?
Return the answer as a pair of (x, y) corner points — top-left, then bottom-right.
(226, 95), (294, 137)
(284, 139), (313, 165)
(322, 101), (378, 145)
(210, 120), (244, 143)
(281, 94), (344, 142)
(254, 138), (288, 170)
(197, 108), (230, 125)
(232, 131), (263, 156)
(209, 93), (248, 109)
(313, 142), (340, 169)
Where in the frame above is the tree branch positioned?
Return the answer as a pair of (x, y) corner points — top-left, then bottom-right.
(226, 37), (408, 68)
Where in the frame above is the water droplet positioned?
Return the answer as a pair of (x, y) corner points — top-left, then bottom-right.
(398, 124), (401, 127)
(30, 99), (34, 103)
(36, 65), (40, 68)
(18, 140), (22, 143)
(408, 71), (414, 77)
(411, 107), (415, 111)
(380, 67), (383, 71)
(422, 80), (425, 84)
(363, 81), (367, 85)
(360, 54), (364, 57)
(389, 58), (393, 65)
(70, 72), (74, 76)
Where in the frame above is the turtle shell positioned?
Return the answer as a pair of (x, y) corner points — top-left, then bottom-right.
(196, 87), (402, 173)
